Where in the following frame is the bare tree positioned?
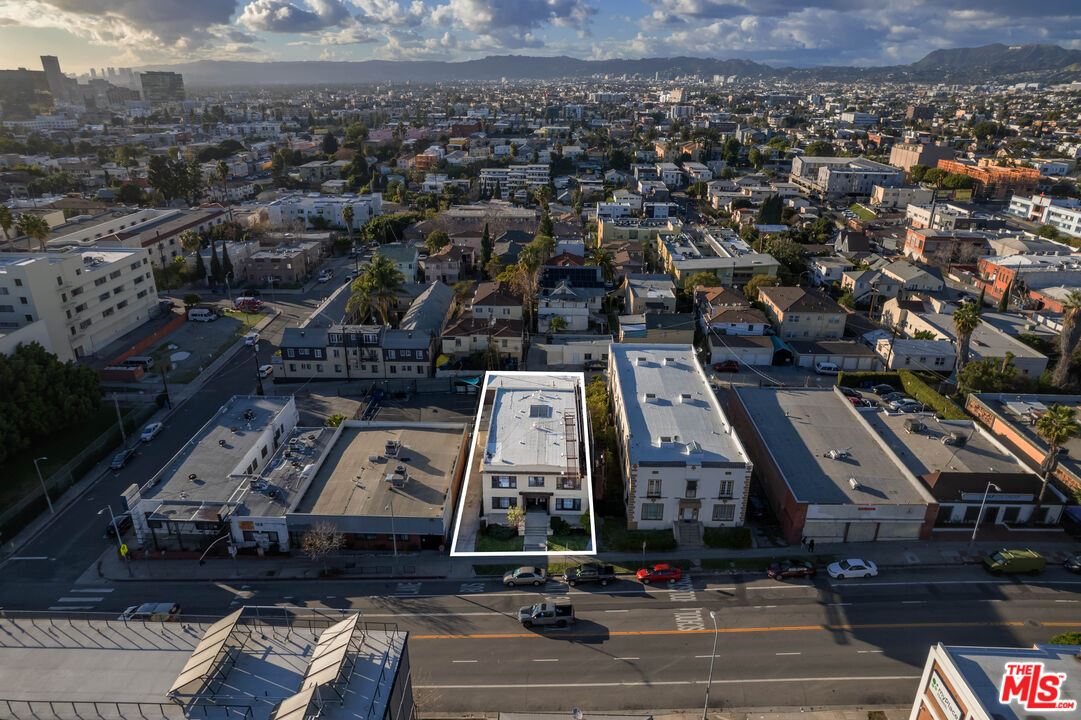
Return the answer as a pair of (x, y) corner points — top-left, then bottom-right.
(301, 520), (345, 575)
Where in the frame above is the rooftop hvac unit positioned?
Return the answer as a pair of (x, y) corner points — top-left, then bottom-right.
(849, 478), (860, 490)
(385, 439), (401, 458)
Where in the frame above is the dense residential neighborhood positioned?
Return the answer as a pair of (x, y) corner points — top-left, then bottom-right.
(3, 32), (1081, 720)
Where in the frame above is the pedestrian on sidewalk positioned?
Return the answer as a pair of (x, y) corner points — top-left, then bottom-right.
(800, 536), (807, 550)
(808, 538), (815, 552)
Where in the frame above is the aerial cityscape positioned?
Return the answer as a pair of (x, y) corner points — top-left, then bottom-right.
(2, 3), (1081, 720)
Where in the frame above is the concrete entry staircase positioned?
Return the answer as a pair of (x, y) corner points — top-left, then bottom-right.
(524, 511), (549, 552)
(676, 520), (703, 548)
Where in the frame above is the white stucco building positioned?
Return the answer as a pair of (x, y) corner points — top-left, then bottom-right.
(608, 343), (753, 531)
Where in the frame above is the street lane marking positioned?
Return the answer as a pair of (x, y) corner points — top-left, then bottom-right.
(9, 556), (48, 560)
(827, 603), (852, 606)
(415, 675), (923, 689)
(48, 606), (95, 610)
(604, 609), (629, 613)
(674, 608), (704, 632)
(532, 658), (559, 662)
(858, 650), (883, 653)
(70, 588), (113, 593)
(413, 619), (1054, 641)
(57, 596), (103, 602)
(1055, 600), (1079, 603)
(902, 601), (926, 604)
(354, 611), (506, 618)
(776, 652), (801, 656)
(451, 660), (478, 663)
(615, 657), (639, 661)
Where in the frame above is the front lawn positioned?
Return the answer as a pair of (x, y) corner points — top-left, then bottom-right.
(474, 534), (524, 552)
(848, 203), (875, 220)
(703, 526), (753, 549)
(548, 534), (590, 551)
(599, 517), (677, 552)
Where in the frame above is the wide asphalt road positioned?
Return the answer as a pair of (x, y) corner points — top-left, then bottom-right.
(1, 567), (1079, 711)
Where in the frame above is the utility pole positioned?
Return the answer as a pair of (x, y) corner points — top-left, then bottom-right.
(253, 345), (265, 396)
(160, 365), (171, 408)
(113, 393), (127, 445)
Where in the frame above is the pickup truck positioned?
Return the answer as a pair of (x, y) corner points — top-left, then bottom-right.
(518, 602), (574, 628)
(562, 563), (616, 587)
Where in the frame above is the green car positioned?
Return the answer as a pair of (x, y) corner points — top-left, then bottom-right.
(983, 549), (1045, 575)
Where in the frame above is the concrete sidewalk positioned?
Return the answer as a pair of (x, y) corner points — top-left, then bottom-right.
(92, 534), (1080, 583)
(421, 706), (912, 720)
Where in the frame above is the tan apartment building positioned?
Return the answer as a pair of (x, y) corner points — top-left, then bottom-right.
(758, 286), (846, 341)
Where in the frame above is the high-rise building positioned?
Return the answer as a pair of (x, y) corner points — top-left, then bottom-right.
(38, 55), (68, 103)
(139, 70), (185, 103)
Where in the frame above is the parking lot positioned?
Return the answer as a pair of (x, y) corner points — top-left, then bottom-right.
(143, 313), (256, 384)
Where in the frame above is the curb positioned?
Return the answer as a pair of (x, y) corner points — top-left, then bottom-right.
(103, 573), (450, 583)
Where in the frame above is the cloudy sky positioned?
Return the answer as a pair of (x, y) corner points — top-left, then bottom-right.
(1, 0), (1079, 72)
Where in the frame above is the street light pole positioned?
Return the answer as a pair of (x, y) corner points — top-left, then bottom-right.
(386, 500), (398, 573)
(98, 505), (132, 576)
(702, 610), (719, 720)
(159, 365), (171, 409)
(253, 344), (265, 396)
(970, 481), (1001, 545)
(33, 456), (53, 514)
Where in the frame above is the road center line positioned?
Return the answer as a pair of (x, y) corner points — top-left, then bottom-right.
(776, 652), (801, 656)
(451, 660), (478, 663)
(532, 658), (559, 662)
(615, 657), (639, 661)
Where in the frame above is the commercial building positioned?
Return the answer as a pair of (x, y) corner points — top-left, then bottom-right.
(888, 142), (954, 172)
(0, 248), (158, 362)
(909, 643), (1081, 720)
(38, 55), (68, 104)
(476, 372), (591, 526)
(728, 387), (938, 543)
(0, 607), (414, 720)
(903, 227), (991, 264)
(870, 184), (935, 208)
(757, 286), (846, 341)
(244, 241), (324, 284)
(609, 344), (752, 531)
(139, 71), (184, 103)
(935, 160), (1041, 200)
(967, 393), (1081, 498)
(1006, 194), (1081, 238)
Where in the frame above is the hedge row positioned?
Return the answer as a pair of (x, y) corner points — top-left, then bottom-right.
(898, 369), (969, 420)
(835, 371), (904, 389)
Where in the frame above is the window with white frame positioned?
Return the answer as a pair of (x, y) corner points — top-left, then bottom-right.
(528, 476), (545, 487)
(647, 478), (661, 497)
(493, 475), (516, 489)
(712, 503), (735, 522)
(556, 498), (581, 511)
(718, 480), (734, 498)
(642, 503), (663, 520)
(492, 497), (517, 509)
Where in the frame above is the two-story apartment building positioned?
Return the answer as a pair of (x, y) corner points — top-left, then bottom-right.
(440, 317), (523, 363)
(608, 344), (753, 530)
(758, 286), (846, 341)
(480, 373), (591, 524)
(624, 274), (676, 314)
(471, 281), (523, 321)
(537, 266), (606, 332)
(420, 244), (463, 284)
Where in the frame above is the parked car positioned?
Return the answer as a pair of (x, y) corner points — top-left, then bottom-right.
(713, 360), (740, 373)
(104, 512), (132, 538)
(118, 602), (181, 622)
(881, 392), (908, 404)
(895, 402), (925, 414)
(243, 332), (260, 346)
(767, 559), (817, 580)
(257, 364), (274, 378)
(888, 398), (920, 411)
(848, 396), (872, 408)
(109, 447), (136, 470)
(1065, 553), (1081, 574)
(837, 385), (860, 398)
(827, 558), (878, 579)
(636, 563), (682, 584)
(562, 563), (616, 586)
(503, 566), (548, 587)
(815, 361), (840, 375)
(518, 602), (573, 628)
(984, 549), (1045, 576)
(871, 384), (896, 396)
(140, 422), (163, 442)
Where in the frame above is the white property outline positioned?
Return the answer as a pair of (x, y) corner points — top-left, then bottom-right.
(450, 371), (597, 557)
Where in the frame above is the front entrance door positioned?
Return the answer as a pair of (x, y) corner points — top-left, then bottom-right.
(682, 507), (698, 521)
(525, 495), (549, 513)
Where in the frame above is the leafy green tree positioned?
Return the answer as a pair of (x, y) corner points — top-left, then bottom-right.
(958, 354), (1017, 395)
(538, 209), (554, 238)
(587, 245), (616, 284)
(747, 147), (765, 169)
(548, 315), (568, 332)
(997, 283), (1011, 312)
(179, 229), (202, 254)
(744, 274), (782, 301)
(722, 137), (742, 164)
(912, 330), (938, 340)
(839, 291), (856, 309)
(686, 272), (722, 289)
(756, 194), (783, 225)
(426, 230), (450, 254)
(325, 413), (346, 428)
(923, 167), (948, 185)
(941, 173), (975, 190)
(116, 183), (142, 205)
(1036, 224), (1060, 239)
(221, 243), (233, 281)
(346, 252), (406, 324)
(0, 204), (14, 250)
(183, 293), (202, 308)
(481, 222), (493, 268)
(909, 164), (930, 183)
(321, 132), (339, 156)
(209, 241), (223, 285)
(192, 248), (207, 281)
(804, 140), (835, 157)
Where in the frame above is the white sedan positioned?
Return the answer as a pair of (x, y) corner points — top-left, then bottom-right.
(257, 364), (274, 377)
(827, 558), (878, 579)
(140, 422), (164, 442)
(243, 332), (260, 346)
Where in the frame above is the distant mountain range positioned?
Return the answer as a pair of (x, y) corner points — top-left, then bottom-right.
(141, 43), (1081, 87)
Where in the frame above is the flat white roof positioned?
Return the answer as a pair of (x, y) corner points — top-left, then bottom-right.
(483, 374), (579, 473)
(610, 344), (750, 468)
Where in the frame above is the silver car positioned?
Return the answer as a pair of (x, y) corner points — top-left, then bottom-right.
(503, 566), (548, 587)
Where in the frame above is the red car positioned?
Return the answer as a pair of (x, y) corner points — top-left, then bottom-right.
(713, 360), (739, 373)
(766, 559), (817, 580)
(636, 563), (682, 584)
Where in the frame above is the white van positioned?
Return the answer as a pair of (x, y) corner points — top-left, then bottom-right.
(814, 361), (840, 375)
(122, 355), (155, 371)
(188, 308), (216, 322)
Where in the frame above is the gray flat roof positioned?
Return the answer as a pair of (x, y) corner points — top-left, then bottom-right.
(295, 423), (467, 519)
(483, 374), (582, 473)
(735, 387), (928, 505)
(864, 413), (1032, 478)
(140, 396), (297, 518)
(610, 344), (750, 467)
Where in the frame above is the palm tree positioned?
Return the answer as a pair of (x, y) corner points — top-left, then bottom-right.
(342, 205), (355, 247)
(346, 252), (405, 324)
(216, 160), (229, 200)
(0, 204), (13, 251)
(952, 302), (981, 376)
(15, 213), (50, 252)
(1034, 403), (1079, 511)
(1050, 290), (1081, 388)
(179, 229), (202, 255)
(587, 245), (616, 285)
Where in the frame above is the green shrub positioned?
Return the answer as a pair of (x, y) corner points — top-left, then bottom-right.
(899, 369), (968, 420)
(600, 517), (678, 552)
(836, 371), (904, 388)
(550, 516), (571, 535)
(703, 526), (753, 549)
(1050, 631), (1081, 645)
(485, 523), (517, 540)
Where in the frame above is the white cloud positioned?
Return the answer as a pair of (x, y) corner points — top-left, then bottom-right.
(237, 0), (350, 33)
(354, 0), (429, 27)
(432, 0), (597, 46)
